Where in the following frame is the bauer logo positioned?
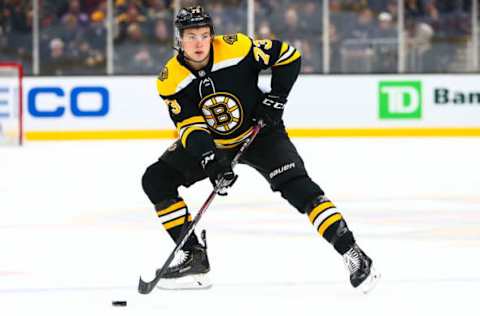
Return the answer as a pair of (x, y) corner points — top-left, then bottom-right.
(378, 81), (422, 119)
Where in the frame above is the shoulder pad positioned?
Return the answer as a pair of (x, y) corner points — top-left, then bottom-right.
(212, 33), (252, 71)
(156, 55), (195, 97)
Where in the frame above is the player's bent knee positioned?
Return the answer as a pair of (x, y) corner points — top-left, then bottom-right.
(142, 160), (182, 204)
(276, 176), (324, 213)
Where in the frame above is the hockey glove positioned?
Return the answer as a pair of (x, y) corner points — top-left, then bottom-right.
(253, 94), (287, 127)
(201, 151), (238, 196)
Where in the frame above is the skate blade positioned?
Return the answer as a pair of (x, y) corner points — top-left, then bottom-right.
(156, 273), (212, 290)
(359, 266), (381, 294)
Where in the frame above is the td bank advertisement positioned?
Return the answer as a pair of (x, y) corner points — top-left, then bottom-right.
(377, 79), (480, 125)
(23, 75), (480, 140)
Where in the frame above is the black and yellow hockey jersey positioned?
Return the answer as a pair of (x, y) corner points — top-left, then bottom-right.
(156, 32), (301, 162)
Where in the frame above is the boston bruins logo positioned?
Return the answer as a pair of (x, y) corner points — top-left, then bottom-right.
(199, 92), (243, 135)
(158, 67), (168, 81)
(223, 34), (238, 45)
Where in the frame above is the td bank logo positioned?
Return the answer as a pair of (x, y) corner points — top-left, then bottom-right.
(379, 81), (422, 119)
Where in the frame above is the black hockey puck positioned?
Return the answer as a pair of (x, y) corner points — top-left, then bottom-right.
(112, 300), (127, 307)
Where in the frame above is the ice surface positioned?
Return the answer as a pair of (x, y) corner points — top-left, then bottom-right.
(1, 138), (480, 315)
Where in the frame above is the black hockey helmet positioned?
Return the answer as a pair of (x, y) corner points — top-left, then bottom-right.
(174, 6), (214, 35)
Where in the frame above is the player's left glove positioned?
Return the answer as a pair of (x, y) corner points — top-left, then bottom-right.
(253, 94), (287, 127)
(201, 151), (238, 196)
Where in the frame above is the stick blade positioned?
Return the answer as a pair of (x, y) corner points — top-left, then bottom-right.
(138, 276), (155, 294)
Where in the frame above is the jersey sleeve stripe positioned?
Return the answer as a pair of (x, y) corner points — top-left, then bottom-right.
(277, 45), (295, 63)
(178, 123), (208, 136)
(273, 50), (301, 67)
(279, 42), (290, 56)
(211, 57), (244, 72)
(176, 116), (206, 129)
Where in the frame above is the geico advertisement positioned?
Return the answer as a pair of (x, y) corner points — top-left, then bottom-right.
(23, 76), (172, 131)
(23, 75), (480, 139)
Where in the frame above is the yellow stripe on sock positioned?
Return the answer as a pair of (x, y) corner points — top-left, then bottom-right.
(156, 200), (186, 216)
(163, 214), (192, 230)
(318, 213), (343, 236)
(308, 201), (335, 223)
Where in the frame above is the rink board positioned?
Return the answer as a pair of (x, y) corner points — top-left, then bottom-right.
(21, 74), (480, 140)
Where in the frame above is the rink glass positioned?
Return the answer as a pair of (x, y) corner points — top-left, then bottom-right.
(0, 0), (478, 74)
(39, 0), (107, 75)
(404, 1), (474, 73)
(113, 0), (174, 75)
(0, 0), (33, 74)
(255, 0), (324, 73)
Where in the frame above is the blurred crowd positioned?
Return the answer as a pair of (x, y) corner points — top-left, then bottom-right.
(256, 0), (474, 73)
(0, 0), (477, 75)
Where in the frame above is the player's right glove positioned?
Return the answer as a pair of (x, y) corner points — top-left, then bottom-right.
(253, 93), (287, 127)
(201, 151), (238, 196)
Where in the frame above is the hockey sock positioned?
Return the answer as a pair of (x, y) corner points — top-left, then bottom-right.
(306, 196), (355, 255)
(155, 197), (199, 249)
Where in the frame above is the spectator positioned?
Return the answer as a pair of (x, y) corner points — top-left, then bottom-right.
(296, 39), (322, 73)
(152, 18), (171, 45)
(116, 22), (154, 73)
(273, 6), (301, 42)
(329, 22), (342, 72)
(299, 1), (322, 37)
(409, 22), (442, 72)
(150, 18), (172, 67)
(145, 0), (172, 20)
(349, 8), (376, 39)
(367, 0), (392, 14)
(372, 12), (397, 72)
(385, 0), (399, 21)
(89, 1), (106, 25)
(256, 20), (275, 39)
(115, 3), (147, 43)
(405, 0), (426, 19)
(4, 1), (32, 65)
(44, 37), (71, 75)
(60, 0), (89, 27)
(340, 8), (376, 73)
(373, 12), (396, 38)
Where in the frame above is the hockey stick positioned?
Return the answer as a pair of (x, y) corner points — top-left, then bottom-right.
(138, 121), (263, 294)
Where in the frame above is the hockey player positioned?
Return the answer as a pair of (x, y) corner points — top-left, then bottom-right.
(142, 6), (379, 292)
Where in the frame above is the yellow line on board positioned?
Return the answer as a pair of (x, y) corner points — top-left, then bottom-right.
(25, 128), (480, 141)
(26, 130), (178, 140)
(287, 128), (480, 137)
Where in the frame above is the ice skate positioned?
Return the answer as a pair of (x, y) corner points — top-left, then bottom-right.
(156, 236), (211, 290)
(343, 244), (380, 294)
